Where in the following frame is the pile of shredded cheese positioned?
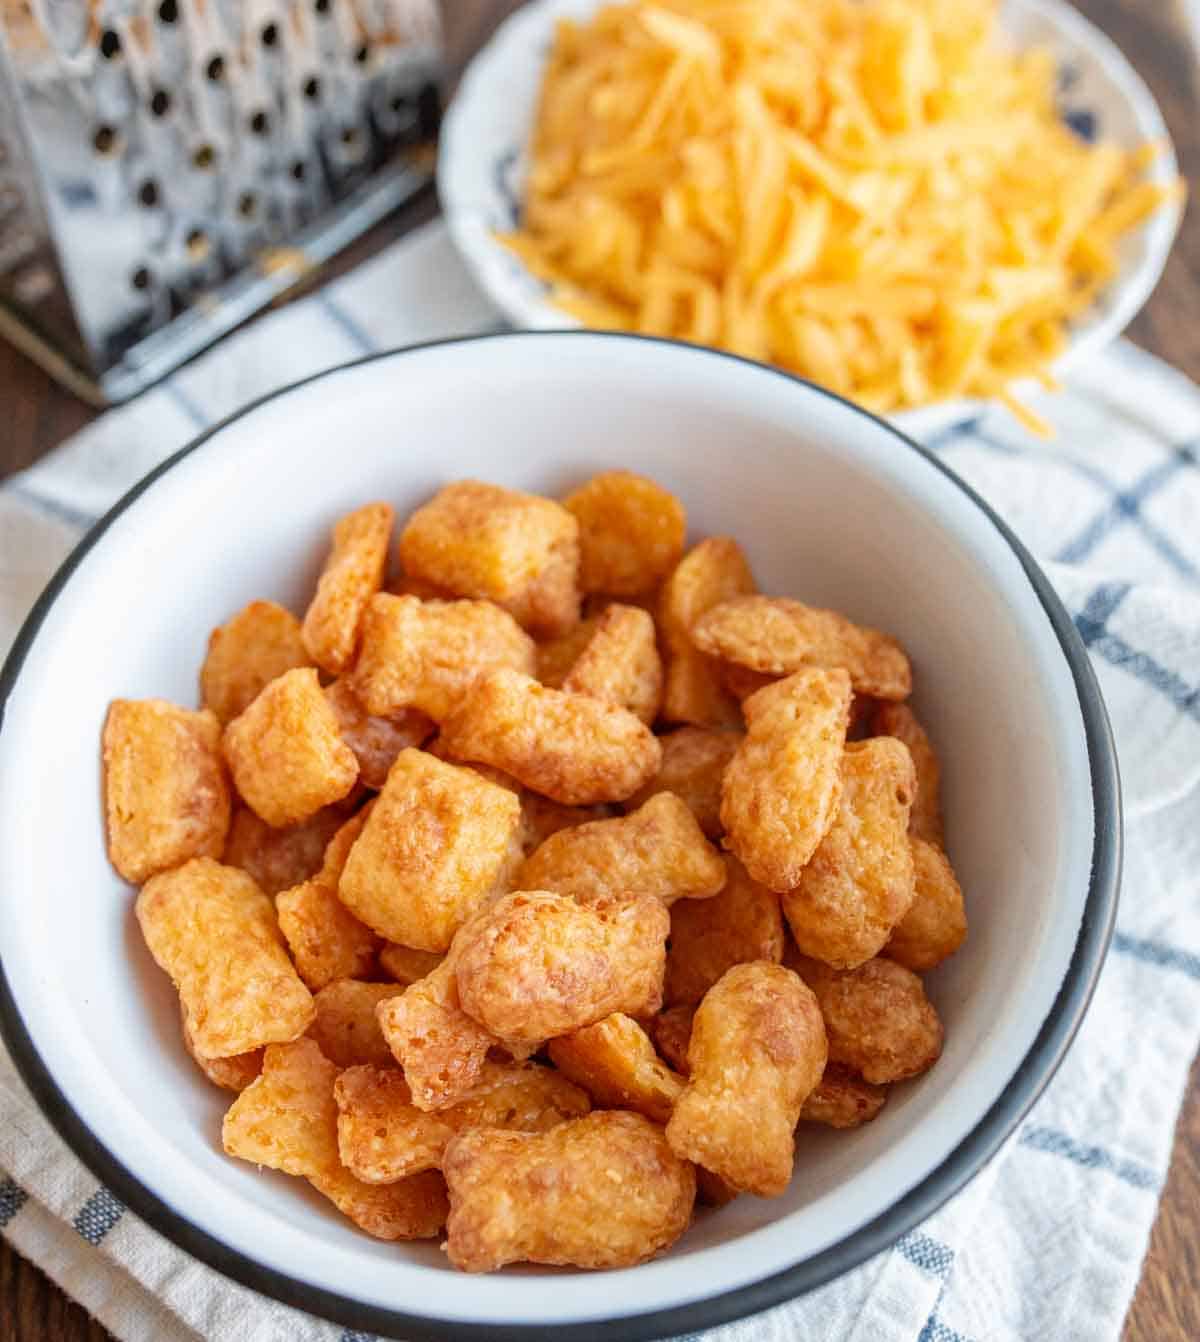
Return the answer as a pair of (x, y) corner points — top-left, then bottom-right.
(501, 0), (1183, 426)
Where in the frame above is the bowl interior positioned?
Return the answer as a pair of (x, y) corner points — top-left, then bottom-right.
(0, 334), (1095, 1331)
(438, 0), (1182, 437)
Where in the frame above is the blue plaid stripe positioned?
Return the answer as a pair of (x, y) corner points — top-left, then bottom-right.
(1113, 932), (1200, 982)
(319, 290), (378, 356)
(1019, 1127), (1159, 1190)
(898, 1229), (955, 1280)
(163, 378), (209, 430)
(5, 481), (100, 531)
(918, 1318), (972, 1342)
(340, 1332), (378, 1342)
(73, 1187), (126, 1245)
(0, 1177), (28, 1228)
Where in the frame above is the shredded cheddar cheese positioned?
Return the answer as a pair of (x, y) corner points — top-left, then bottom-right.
(501, 0), (1183, 417)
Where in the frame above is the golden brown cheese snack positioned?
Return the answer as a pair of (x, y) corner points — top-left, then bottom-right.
(376, 957), (502, 1112)
(222, 668), (358, 827)
(720, 668), (853, 892)
(180, 1004), (263, 1092)
(222, 1038), (448, 1240)
(626, 726), (743, 839)
(873, 701), (945, 844)
(200, 600), (310, 725)
(334, 1060), (589, 1183)
(222, 804), (347, 896)
(717, 662), (778, 703)
(660, 537), (756, 727)
(103, 699), (231, 885)
(399, 480), (580, 637)
(352, 594), (536, 722)
(790, 953), (943, 1084)
(665, 856), (784, 1006)
(453, 889), (670, 1044)
(323, 677), (434, 789)
(339, 748), (522, 951)
(378, 943), (445, 986)
(561, 603), (664, 724)
(781, 737), (917, 969)
(665, 962), (826, 1196)
(517, 793), (725, 908)
(798, 1064), (888, 1129)
(438, 668), (661, 805)
(547, 1013), (683, 1124)
(651, 1005), (696, 1075)
(301, 502), (394, 674)
(563, 471), (686, 597)
(307, 980), (398, 1067)
(136, 858), (314, 1058)
(693, 595), (912, 701)
(535, 615), (600, 688)
(885, 837), (967, 971)
(517, 794), (614, 855)
(443, 1111), (695, 1271)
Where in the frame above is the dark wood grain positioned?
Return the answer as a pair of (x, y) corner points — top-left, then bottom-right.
(0, 3), (1196, 1340)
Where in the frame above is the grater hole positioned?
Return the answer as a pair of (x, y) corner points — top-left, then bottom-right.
(192, 143), (216, 171)
(390, 94), (411, 115)
(261, 22), (279, 48)
(249, 109), (271, 135)
(237, 191), (258, 219)
(138, 179), (160, 208)
(131, 266), (152, 291)
(354, 44), (370, 66)
(99, 29), (121, 60)
(92, 124), (121, 156)
(150, 89), (171, 118)
(314, 0), (331, 13)
(186, 228), (211, 261)
(303, 76), (321, 102)
(206, 54), (226, 83)
(290, 160), (306, 182)
(157, 0), (178, 23)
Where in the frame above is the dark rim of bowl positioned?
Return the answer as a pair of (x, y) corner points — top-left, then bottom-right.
(0, 331), (1122, 1342)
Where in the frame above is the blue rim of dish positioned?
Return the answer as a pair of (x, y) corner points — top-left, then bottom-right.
(0, 331), (1122, 1342)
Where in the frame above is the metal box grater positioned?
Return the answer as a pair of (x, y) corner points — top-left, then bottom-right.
(0, 0), (443, 403)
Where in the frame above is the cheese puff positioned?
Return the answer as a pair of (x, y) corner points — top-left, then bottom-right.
(334, 1060), (589, 1183)
(443, 1111), (695, 1270)
(665, 856), (784, 1006)
(338, 749), (522, 952)
(180, 1003), (262, 1092)
(562, 603), (663, 724)
(517, 793), (725, 908)
(660, 538), (756, 727)
(797, 1064), (888, 1129)
(873, 702), (945, 844)
(399, 480), (580, 637)
(323, 676), (434, 788)
(626, 726), (742, 839)
(352, 593), (535, 722)
(103, 699), (231, 884)
(222, 1039), (447, 1239)
(222, 668), (358, 827)
(693, 596), (911, 701)
(438, 668), (661, 805)
(276, 808), (381, 991)
(782, 738), (917, 969)
(548, 1013), (684, 1124)
(721, 668), (853, 892)
(222, 803), (348, 896)
(137, 858), (314, 1058)
(453, 889), (669, 1044)
(378, 943), (445, 986)
(885, 838), (967, 971)
(301, 502), (393, 674)
(200, 600), (310, 725)
(307, 979), (399, 1067)
(563, 471), (686, 597)
(536, 615), (601, 687)
(666, 962), (826, 1196)
(789, 953), (943, 1084)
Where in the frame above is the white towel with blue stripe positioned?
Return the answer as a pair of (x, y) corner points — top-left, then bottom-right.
(2, 220), (1199, 1342)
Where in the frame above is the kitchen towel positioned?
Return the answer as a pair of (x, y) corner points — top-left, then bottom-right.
(1, 220), (1198, 1342)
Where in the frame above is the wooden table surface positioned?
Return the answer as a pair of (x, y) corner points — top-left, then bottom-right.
(1, 2), (1197, 1338)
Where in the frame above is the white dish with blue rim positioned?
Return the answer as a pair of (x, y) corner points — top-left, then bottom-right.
(438, 0), (1182, 437)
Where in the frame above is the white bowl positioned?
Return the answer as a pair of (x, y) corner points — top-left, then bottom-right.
(438, 0), (1182, 437)
(0, 332), (1120, 1339)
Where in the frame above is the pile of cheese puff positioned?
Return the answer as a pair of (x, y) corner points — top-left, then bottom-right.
(102, 470), (965, 1272)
